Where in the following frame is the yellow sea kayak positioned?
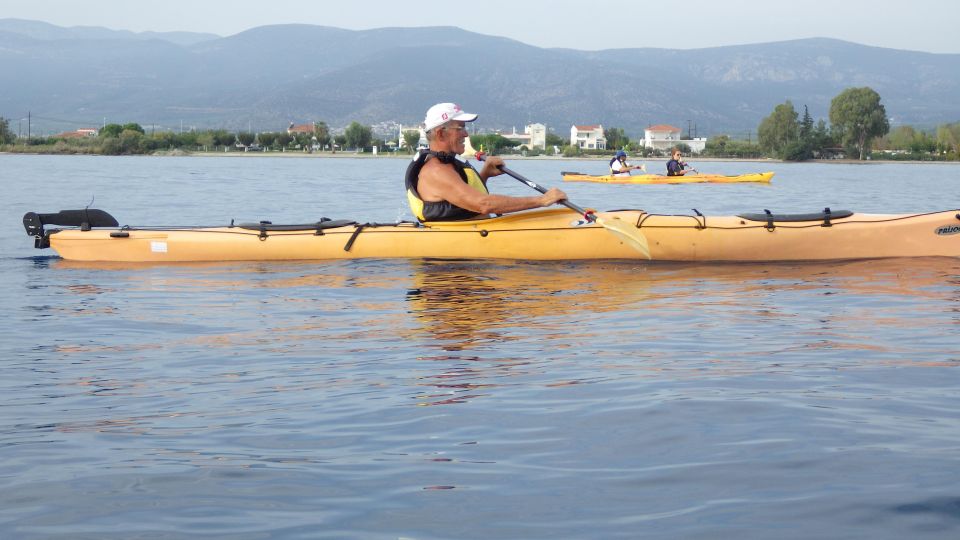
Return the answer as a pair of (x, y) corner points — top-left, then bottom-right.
(23, 207), (960, 262)
(561, 171), (774, 184)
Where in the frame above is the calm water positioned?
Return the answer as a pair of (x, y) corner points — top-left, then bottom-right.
(1, 154), (959, 539)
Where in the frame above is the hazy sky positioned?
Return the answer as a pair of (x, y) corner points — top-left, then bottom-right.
(5, 0), (959, 54)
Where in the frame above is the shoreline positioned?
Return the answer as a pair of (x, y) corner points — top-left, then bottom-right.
(1, 149), (956, 165)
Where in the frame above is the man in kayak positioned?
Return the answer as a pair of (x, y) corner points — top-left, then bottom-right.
(405, 103), (568, 222)
(609, 150), (645, 176)
(666, 148), (688, 176)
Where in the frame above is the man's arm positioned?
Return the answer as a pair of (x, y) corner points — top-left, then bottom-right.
(419, 161), (566, 215)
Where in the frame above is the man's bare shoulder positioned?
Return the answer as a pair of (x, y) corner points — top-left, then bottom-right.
(420, 158), (458, 180)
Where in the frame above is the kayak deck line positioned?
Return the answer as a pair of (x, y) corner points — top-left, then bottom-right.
(634, 208), (958, 231)
(22, 207), (960, 262)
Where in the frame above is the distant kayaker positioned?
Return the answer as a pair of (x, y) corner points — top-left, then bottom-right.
(666, 148), (688, 176)
(609, 150), (645, 176)
(405, 103), (568, 222)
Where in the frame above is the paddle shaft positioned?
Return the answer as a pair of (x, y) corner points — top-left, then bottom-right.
(486, 160), (595, 221)
(476, 153), (651, 259)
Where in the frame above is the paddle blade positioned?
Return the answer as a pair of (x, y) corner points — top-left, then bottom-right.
(594, 215), (651, 259)
(461, 136), (479, 159)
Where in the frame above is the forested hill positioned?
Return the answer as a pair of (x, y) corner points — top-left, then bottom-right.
(2, 19), (958, 136)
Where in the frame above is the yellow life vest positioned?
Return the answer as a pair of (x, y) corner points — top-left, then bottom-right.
(404, 150), (489, 222)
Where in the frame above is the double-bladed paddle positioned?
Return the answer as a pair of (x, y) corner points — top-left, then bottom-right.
(476, 153), (651, 259)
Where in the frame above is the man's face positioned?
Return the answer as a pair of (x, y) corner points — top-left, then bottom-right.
(439, 122), (467, 153)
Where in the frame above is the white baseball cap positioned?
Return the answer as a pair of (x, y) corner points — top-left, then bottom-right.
(423, 103), (478, 132)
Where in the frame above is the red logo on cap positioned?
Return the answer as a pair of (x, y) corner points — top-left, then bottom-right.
(441, 113), (448, 120)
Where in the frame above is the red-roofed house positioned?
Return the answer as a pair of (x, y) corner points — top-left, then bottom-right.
(642, 124), (706, 153)
(53, 128), (98, 139)
(570, 124), (606, 150)
(287, 122), (314, 135)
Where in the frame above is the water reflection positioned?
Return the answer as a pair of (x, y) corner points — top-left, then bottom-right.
(21, 256), (960, 415)
(403, 257), (960, 375)
(404, 259), (655, 349)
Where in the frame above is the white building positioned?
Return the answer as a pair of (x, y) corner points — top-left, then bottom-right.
(570, 124), (606, 150)
(525, 123), (546, 150)
(502, 123), (547, 150)
(641, 124), (707, 154)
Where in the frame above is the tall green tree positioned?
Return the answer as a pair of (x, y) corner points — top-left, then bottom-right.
(236, 132), (256, 147)
(799, 106), (814, 143)
(545, 132), (566, 148)
(812, 120), (834, 153)
(829, 87), (889, 160)
(314, 121), (331, 148)
(119, 129), (144, 154)
(175, 131), (198, 148)
(257, 132), (277, 148)
(100, 123), (124, 138)
(344, 121), (372, 151)
(935, 123), (959, 157)
(293, 133), (312, 148)
(211, 130), (235, 148)
(0, 117), (14, 144)
(605, 127), (629, 150)
(782, 105), (817, 161)
(275, 132), (293, 148)
(885, 126), (916, 151)
(196, 132), (216, 150)
(757, 101), (799, 158)
(402, 130), (421, 152)
(909, 131), (937, 154)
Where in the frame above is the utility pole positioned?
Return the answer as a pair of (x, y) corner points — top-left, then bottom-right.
(27, 111), (31, 139)
(686, 119), (692, 140)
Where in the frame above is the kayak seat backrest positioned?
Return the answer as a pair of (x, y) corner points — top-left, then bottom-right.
(737, 209), (853, 223)
(237, 219), (357, 232)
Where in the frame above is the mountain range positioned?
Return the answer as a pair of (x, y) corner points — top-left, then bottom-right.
(2, 18), (959, 138)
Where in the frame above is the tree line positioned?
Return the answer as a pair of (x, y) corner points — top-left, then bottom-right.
(754, 87), (886, 160)
(580, 87), (957, 161)
(0, 119), (384, 155)
(752, 87), (958, 161)
(2, 87), (958, 160)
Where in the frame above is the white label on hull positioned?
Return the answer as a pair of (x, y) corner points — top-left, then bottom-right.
(150, 241), (168, 253)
